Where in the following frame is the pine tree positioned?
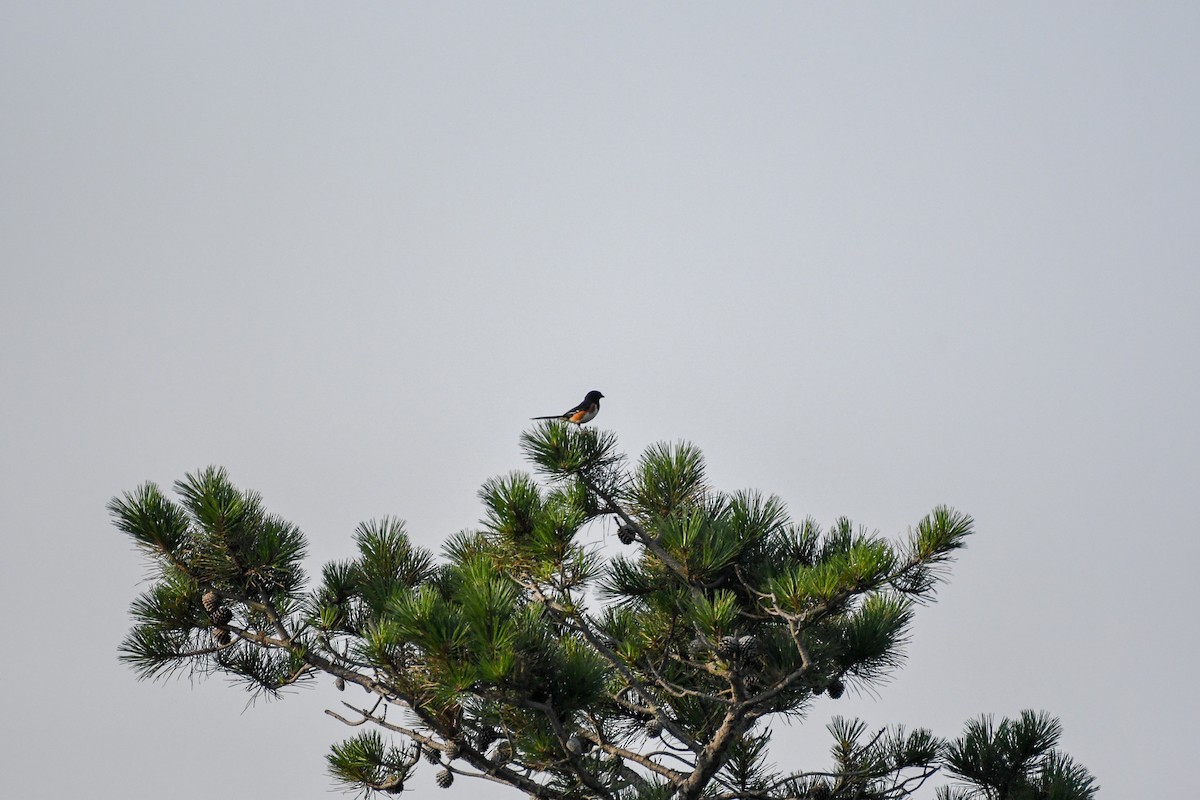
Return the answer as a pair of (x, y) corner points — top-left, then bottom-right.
(108, 424), (1096, 799)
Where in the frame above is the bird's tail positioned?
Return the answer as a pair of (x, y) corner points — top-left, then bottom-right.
(530, 415), (565, 420)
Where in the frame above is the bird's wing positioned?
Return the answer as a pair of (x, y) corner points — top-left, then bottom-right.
(563, 398), (590, 414)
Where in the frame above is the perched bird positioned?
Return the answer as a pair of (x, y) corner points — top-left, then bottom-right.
(532, 390), (604, 425)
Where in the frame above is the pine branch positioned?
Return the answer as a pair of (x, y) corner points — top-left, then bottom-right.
(110, 452), (1095, 800)
(518, 577), (705, 759)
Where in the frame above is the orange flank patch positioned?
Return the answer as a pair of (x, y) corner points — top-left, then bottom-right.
(566, 404), (598, 424)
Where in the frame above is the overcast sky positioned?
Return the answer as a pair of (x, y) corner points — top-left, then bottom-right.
(2, 3), (1197, 798)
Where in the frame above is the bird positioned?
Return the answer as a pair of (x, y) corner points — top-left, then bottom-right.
(532, 390), (604, 425)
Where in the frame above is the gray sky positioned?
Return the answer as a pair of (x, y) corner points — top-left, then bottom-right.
(2, 3), (1197, 798)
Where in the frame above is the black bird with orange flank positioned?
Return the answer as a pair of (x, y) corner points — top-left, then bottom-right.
(532, 390), (604, 425)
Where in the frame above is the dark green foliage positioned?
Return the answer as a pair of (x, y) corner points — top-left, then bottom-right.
(327, 731), (416, 796)
(838, 594), (914, 680)
(481, 473), (545, 542)
(174, 467), (308, 597)
(111, 429), (1092, 800)
(520, 422), (624, 483)
(715, 730), (773, 796)
(893, 507), (975, 600)
(352, 517), (436, 612)
(804, 716), (946, 799)
(630, 441), (708, 518)
(109, 482), (192, 556)
(1035, 751), (1099, 799)
(120, 580), (208, 680)
(215, 640), (307, 698)
(940, 711), (1097, 800)
(113, 470), (311, 693)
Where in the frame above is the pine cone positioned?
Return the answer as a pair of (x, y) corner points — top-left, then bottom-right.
(716, 636), (740, 660)
(423, 746), (442, 765)
(476, 727), (498, 751)
(737, 634), (761, 660)
(377, 774), (404, 794)
(334, 677), (346, 692)
(491, 739), (512, 765)
(811, 684), (826, 696)
(644, 718), (663, 738)
(201, 590), (221, 614)
(827, 678), (845, 699)
(209, 606), (233, 627)
(808, 782), (833, 800)
(617, 525), (636, 545)
(214, 628), (232, 646)
(436, 768), (454, 789)
(444, 741), (460, 761)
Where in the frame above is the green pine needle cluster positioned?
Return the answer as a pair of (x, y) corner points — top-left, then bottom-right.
(938, 711), (1097, 800)
(109, 426), (1095, 800)
(327, 730), (416, 796)
(110, 467), (309, 695)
